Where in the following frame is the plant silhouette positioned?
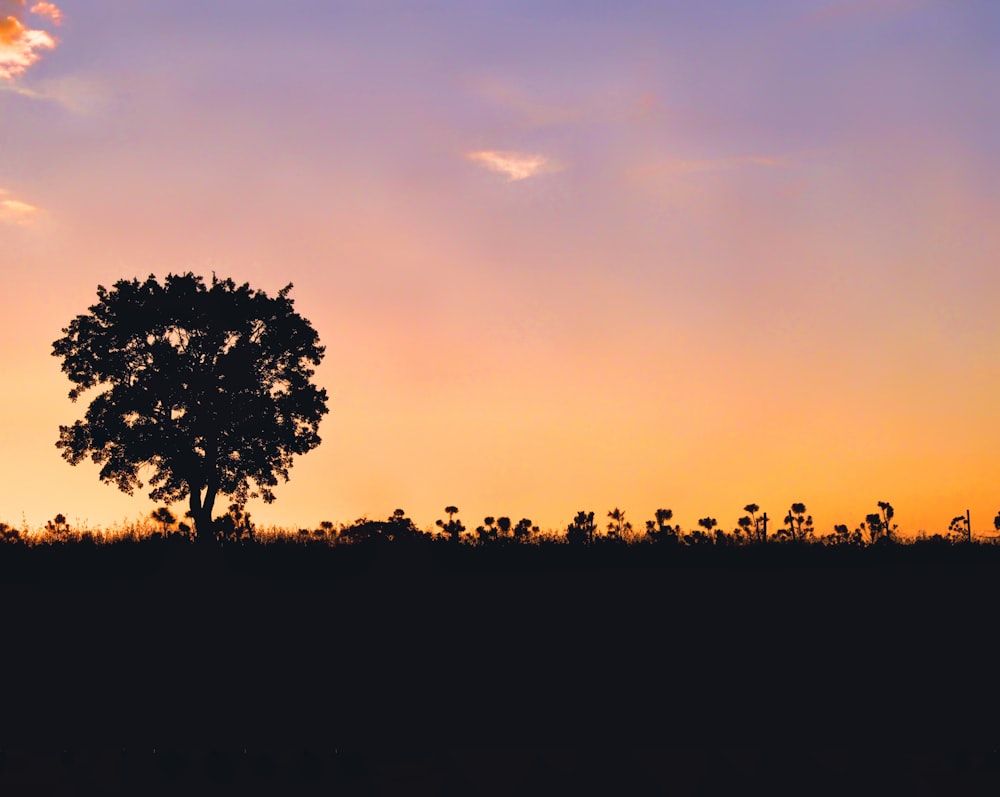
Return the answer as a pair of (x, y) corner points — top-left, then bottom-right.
(475, 516), (498, 543)
(436, 506), (465, 543)
(340, 510), (424, 543)
(45, 513), (71, 538)
(697, 516), (717, 533)
(780, 502), (813, 542)
(948, 511), (972, 542)
(829, 523), (862, 545)
(645, 508), (679, 543)
(566, 510), (597, 546)
(51, 273), (328, 542)
(513, 518), (537, 543)
(150, 507), (176, 535)
(741, 503), (766, 543)
(860, 501), (897, 544)
(606, 507), (632, 541)
(862, 513), (884, 543)
(877, 501), (897, 541)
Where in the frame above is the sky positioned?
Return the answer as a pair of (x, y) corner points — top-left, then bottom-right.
(1, 0), (998, 537)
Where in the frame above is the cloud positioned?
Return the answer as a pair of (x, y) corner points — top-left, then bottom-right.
(466, 150), (560, 182)
(0, 190), (40, 225)
(1, 72), (110, 113)
(29, 2), (61, 25)
(0, 0), (61, 81)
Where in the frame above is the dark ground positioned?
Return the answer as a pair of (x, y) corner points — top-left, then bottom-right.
(2, 541), (999, 794)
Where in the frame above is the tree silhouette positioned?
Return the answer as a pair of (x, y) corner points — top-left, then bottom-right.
(386, 509), (424, 541)
(566, 511), (597, 546)
(645, 508), (679, 543)
(994, 511), (1000, 534)
(151, 507), (176, 535)
(51, 273), (328, 542)
(436, 506), (465, 543)
(341, 509), (423, 543)
(475, 516), (498, 544)
(512, 518), (537, 543)
(697, 516), (717, 534)
(862, 513), (884, 544)
(829, 523), (861, 546)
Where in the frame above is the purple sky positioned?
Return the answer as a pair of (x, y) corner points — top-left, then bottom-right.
(2, 1), (999, 535)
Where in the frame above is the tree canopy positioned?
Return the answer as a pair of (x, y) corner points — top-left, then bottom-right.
(52, 272), (329, 541)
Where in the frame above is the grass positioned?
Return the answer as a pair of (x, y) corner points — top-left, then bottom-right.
(2, 520), (1000, 586)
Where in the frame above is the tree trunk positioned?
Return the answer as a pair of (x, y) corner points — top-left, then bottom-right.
(189, 483), (218, 545)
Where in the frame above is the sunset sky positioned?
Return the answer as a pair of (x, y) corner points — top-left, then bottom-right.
(2, 1), (998, 537)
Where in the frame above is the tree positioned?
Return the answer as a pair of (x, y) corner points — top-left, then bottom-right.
(151, 506), (177, 534)
(735, 515), (753, 543)
(828, 523), (861, 546)
(512, 518), (537, 543)
(436, 506), (465, 543)
(475, 516), (498, 544)
(52, 273), (329, 542)
(863, 513), (884, 544)
(341, 509), (424, 544)
(697, 516), (717, 534)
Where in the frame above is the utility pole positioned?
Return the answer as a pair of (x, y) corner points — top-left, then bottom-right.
(762, 512), (768, 544)
(967, 509), (972, 543)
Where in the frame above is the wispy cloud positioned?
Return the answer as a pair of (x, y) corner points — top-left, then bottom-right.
(0, 72), (110, 113)
(466, 150), (561, 182)
(0, 189), (40, 225)
(0, 0), (62, 81)
(30, 2), (61, 26)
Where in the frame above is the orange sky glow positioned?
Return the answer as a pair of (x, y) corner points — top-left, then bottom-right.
(1, 1), (998, 537)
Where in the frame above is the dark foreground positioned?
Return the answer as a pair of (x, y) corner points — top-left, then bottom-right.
(2, 540), (999, 794)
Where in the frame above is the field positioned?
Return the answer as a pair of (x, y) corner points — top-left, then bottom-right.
(3, 537), (1000, 793)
